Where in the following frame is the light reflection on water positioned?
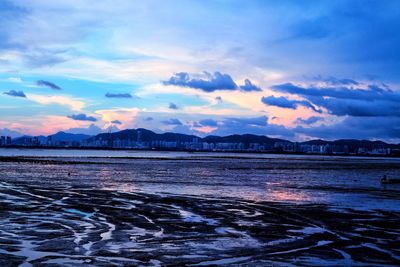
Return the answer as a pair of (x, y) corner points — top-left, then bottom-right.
(266, 187), (314, 203)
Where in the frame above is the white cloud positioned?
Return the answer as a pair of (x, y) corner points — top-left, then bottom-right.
(27, 94), (86, 111)
(7, 77), (23, 83)
(95, 107), (140, 128)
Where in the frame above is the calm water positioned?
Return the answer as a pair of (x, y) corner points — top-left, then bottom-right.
(1, 148), (399, 211)
(1, 147), (399, 160)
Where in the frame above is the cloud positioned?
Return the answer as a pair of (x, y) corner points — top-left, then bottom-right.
(312, 76), (359, 86)
(162, 118), (182, 125)
(261, 95), (321, 113)
(310, 98), (400, 117)
(95, 107), (140, 129)
(215, 96), (223, 103)
(25, 49), (67, 68)
(271, 82), (400, 102)
(163, 71), (237, 92)
(0, 128), (23, 138)
(0, 1), (399, 142)
(239, 79), (262, 92)
(65, 124), (102, 135)
(289, 17), (332, 40)
(271, 82), (400, 117)
(198, 119), (218, 127)
(225, 116), (268, 127)
(4, 115), (95, 136)
(296, 116), (323, 125)
(36, 80), (62, 90)
(0, 1), (28, 49)
(163, 72), (263, 93)
(8, 77), (23, 83)
(67, 113), (97, 122)
(169, 102), (179, 110)
(111, 120), (122, 125)
(105, 92), (133, 98)
(261, 96), (298, 109)
(1, 0), (400, 84)
(295, 117), (400, 140)
(28, 94), (85, 111)
(144, 117), (154, 121)
(209, 115), (294, 138)
(3, 90), (26, 98)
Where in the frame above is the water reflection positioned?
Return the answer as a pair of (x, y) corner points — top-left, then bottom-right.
(1, 155), (399, 211)
(266, 187), (316, 203)
(98, 167), (140, 193)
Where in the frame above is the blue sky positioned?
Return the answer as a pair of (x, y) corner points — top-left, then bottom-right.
(0, 0), (399, 141)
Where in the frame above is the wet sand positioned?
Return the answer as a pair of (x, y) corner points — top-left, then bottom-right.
(0, 155), (399, 266)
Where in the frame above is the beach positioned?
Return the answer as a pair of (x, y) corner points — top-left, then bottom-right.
(0, 150), (399, 266)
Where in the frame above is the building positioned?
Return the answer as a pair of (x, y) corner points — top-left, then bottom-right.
(0, 136), (12, 146)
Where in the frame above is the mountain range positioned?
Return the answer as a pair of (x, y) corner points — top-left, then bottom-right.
(10, 128), (400, 149)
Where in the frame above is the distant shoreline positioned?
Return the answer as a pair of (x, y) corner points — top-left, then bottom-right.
(0, 145), (399, 158)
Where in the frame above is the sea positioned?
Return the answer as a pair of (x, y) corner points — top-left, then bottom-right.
(1, 148), (399, 211)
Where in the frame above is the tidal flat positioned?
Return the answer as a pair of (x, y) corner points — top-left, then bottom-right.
(0, 151), (399, 266)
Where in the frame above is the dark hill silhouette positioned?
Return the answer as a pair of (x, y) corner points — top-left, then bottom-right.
(49, 131), (91, 142)
(7, 127), (400, 152)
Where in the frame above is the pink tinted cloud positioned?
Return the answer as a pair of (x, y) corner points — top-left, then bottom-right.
(3, 116), (96, 136)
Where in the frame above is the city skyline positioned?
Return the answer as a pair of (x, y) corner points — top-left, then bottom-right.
(1, 0), (400, 142)
(1, 127), (397, 156)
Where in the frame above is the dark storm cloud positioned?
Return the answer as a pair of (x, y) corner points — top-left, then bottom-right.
(105, 92), (133, 98)
(67, 113), (97, 122)
(37, 80), (61, 90)
(3, 90), (26, 98)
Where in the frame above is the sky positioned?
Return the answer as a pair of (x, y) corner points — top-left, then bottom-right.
(0, 0), (400, 142)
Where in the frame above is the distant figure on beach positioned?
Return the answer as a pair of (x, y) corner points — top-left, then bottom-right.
(381, 175), (400, 184)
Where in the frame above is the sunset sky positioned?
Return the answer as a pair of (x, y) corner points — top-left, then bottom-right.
(1, 0), (399, 141)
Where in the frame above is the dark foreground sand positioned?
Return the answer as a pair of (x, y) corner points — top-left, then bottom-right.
(0, 182), (399, 266)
